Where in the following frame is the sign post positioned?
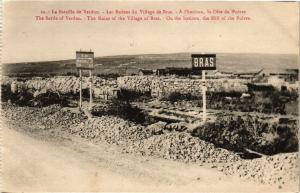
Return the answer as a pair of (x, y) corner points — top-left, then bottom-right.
(202, 70), (206, 122)
(89, 70), (93, 108)
(76, 50), (94, 110)
(191, 54), (216, 123)
(79, 69), (82, 109)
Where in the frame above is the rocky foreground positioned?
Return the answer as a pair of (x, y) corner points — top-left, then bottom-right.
(1, 103), (298, 187)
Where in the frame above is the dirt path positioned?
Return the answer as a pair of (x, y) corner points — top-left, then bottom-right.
(1, 124), (290, 192)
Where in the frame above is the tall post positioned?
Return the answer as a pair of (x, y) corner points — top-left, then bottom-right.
(202, 70), (206, 123)
(89, 70), (93, 109)
(79, 69), (82, 109)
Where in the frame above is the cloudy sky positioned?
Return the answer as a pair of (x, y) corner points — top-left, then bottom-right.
(3, 1), (299, 63)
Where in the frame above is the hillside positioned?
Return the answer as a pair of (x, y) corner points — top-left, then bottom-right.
(2, 53), (298, 76)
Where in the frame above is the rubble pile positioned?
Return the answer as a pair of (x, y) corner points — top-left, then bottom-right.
(2, 102), (298, 186)
(65, 114), (241, 164)
(117, 76), (153, 93)
(145, 121), (167, 135)
(2, 103), (86, 130)
(2, 102), (241, 164)
(69, 116), (151, 145)
(165, 122), (188, 132)
(92, 78), (119, 99)
(219, 153), (298, 185)
(192, 115), (298, 155)
(124, 132), (241, 163)
(91, 100), (146, 124)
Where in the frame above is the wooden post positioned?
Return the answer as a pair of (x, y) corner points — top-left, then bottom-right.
(89, 70), (93, 109)
(79, 69), (82, 109)
(202, 70), (206, 123)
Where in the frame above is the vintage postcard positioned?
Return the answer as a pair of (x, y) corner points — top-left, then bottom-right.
(1, 1), (299, 192)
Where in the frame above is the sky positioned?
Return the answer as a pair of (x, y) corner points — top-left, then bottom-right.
(3, 1), (299, 63)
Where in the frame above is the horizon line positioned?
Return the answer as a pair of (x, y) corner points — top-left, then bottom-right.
(3, 51), (299, 64)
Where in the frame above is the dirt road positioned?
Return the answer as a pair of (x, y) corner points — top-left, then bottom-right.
(1, 125), (289, 192)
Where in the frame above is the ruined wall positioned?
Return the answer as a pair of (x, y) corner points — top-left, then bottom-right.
(118, 76), (249, 98)
(2, 76), (119, 99)
(3, 75), (249, 100)
(151, 77), (249, 98)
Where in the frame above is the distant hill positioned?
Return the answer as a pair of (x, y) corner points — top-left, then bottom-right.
(2, 53), (299, 76)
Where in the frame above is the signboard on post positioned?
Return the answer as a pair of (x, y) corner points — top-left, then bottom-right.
(192, 54), (216, 70)
(76, 51), (94, 110)
(191, 54), (216, 123)
(76, 51), (94, 69)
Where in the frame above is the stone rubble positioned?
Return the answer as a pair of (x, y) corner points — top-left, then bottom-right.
(124, 132), (241, 164)
(69, 116), (151, 145)
(1, 103), (86, 130)
(1, 102), (298, 187)
(219, 153), (298, 186)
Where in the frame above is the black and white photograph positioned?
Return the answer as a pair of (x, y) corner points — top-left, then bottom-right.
(1, 1), (299, 192)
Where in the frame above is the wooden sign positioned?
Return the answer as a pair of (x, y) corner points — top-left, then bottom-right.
(76, 51), (94, 69)
(191, 54), (216, 70)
